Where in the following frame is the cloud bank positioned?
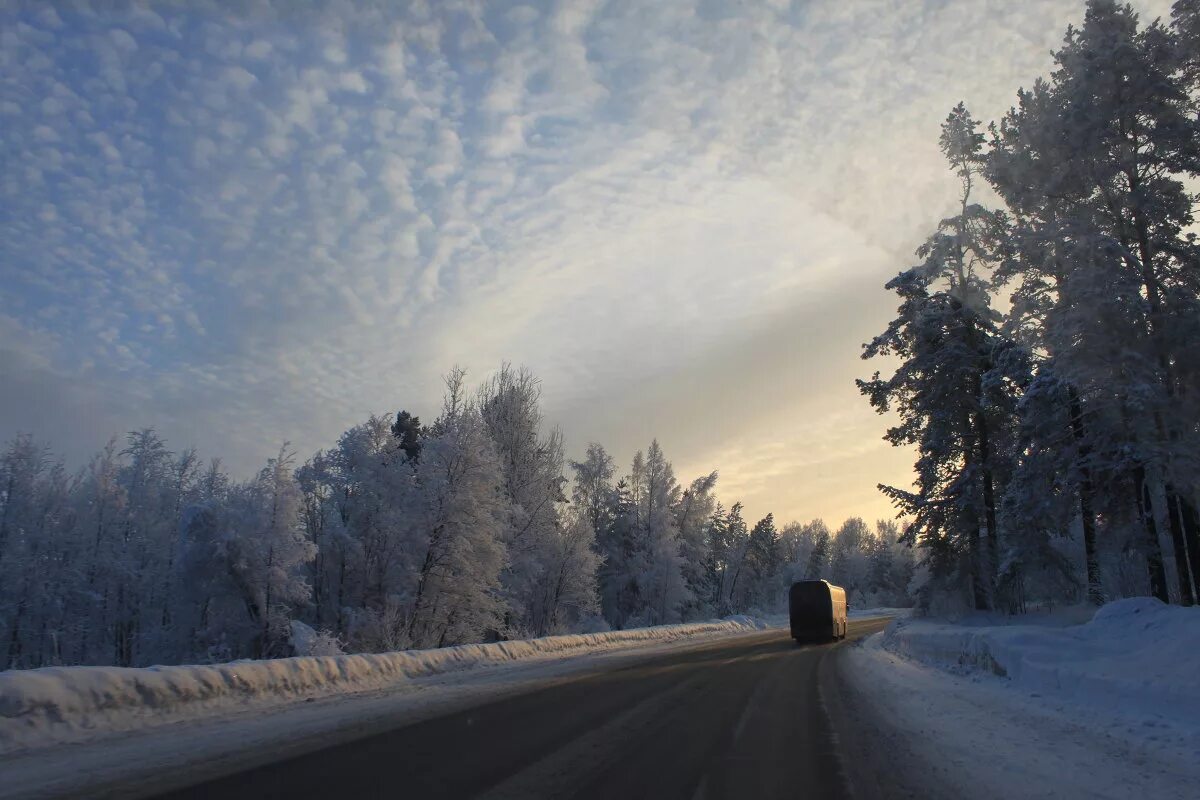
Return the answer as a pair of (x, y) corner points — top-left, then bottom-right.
(0, 0), (1173, 525)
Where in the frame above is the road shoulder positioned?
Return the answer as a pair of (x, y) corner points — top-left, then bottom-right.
(832, 629), (1200, 800)
(0, 627), (777, 800)
(822, 630), (938, 800)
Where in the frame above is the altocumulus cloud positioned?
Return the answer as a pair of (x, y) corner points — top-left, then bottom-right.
(0, 0), (1173, 525)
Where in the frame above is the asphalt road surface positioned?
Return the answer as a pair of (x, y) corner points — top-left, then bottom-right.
(152, 617), (892, 800)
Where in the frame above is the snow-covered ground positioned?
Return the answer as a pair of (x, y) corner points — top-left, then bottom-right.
(843, 598), (1200, 800)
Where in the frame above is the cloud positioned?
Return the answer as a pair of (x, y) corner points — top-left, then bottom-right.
(0, 0), (1176, 525)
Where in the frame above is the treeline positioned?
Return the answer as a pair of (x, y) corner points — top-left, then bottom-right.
(861, 0), (1200, 613)
(0, 365), (912, 670)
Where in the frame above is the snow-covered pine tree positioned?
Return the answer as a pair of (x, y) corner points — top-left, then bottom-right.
(674, 471), (720, 619)
(776, 520), (814, 593)
(701, 501), (730, 615)
(988, 0), (1200, 604)
(733, 513), (782, 612)
(715, 502), (750, 616)
(630, 440), (688, 625)
(803, 520), (832, 581)
(390, 410), (425, 463)
(860, 104), (1027, 611)
(829, 518), (872, 603)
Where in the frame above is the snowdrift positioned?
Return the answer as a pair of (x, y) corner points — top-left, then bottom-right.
(879, 597), (1200, 723)
(0, 617), (767, 754)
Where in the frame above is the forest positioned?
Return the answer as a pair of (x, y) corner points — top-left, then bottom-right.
(0, 365), (913, 669)
(1, 0), (1198, 670)
(860, 0), (1200, 615)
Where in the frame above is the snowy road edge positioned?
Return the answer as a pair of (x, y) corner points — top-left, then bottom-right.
(0, 617), (769, 755)
(841, 611), (1200, 800)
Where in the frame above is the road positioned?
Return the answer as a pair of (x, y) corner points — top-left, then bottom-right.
(150, 617), (892, 800)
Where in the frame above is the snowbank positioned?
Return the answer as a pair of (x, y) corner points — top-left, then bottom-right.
(879, 597), (1200, 723)
(843, 618), (1200, 800)
(0, 617), (764, 754)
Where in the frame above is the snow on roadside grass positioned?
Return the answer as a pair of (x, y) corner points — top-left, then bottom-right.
(841, 597), (1200, 799)
(878, 597), (1200, 724)
(844, 621), (1200, 800)
(0, 617), (765, 754)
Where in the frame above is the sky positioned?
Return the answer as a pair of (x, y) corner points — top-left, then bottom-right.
(0, 0), (1175, 528)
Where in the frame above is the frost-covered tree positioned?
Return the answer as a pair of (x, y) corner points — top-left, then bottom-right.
(175, 445), (314, 660)
(73, 438), (128, 664)
(407, 369), (509, 648)
(803, 520), (832, 581)
(674, 471), (720, 619)
(730, 513), (782, 612)
(0, 436), (72, 668)
(873, 519), (916, 606)
(296, 414), (416, 651)
(854, 0), (1200, 611)
(830, 518), (875, 604)
(6, 364), (905, 668)
(225, 445), (314, 658)
(700, 502), (729, 614)
(569, 444), (622, 623)
(478, 364), (580, 636)
(570, 443), (617, 539)
(860, 104), (1027, 611)
(624, 441), (688, 625)
(708, 502), (750, 616)
(988, 0), (1200, 605)
(110, 430), (175, 665)
(536, 510), (602, 634)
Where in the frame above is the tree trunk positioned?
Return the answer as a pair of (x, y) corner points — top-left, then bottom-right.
(262, 543), (275, 658)
(0, 472), (13, 570)
(1163, 490), (1195, 606)
(407, 526), (445, 644)
(336, 550), (346, 636)
(1128, 178), (1193, 606)
(961, 407), (989, 612)
(1068, 388), (1103, 605)
(6, 595), (26, 669)
(1180, 495), (1200, 604)
(975, 408), (999, 604)
(1134, 466), (1170, 603)
(969, 524), (989, 612)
